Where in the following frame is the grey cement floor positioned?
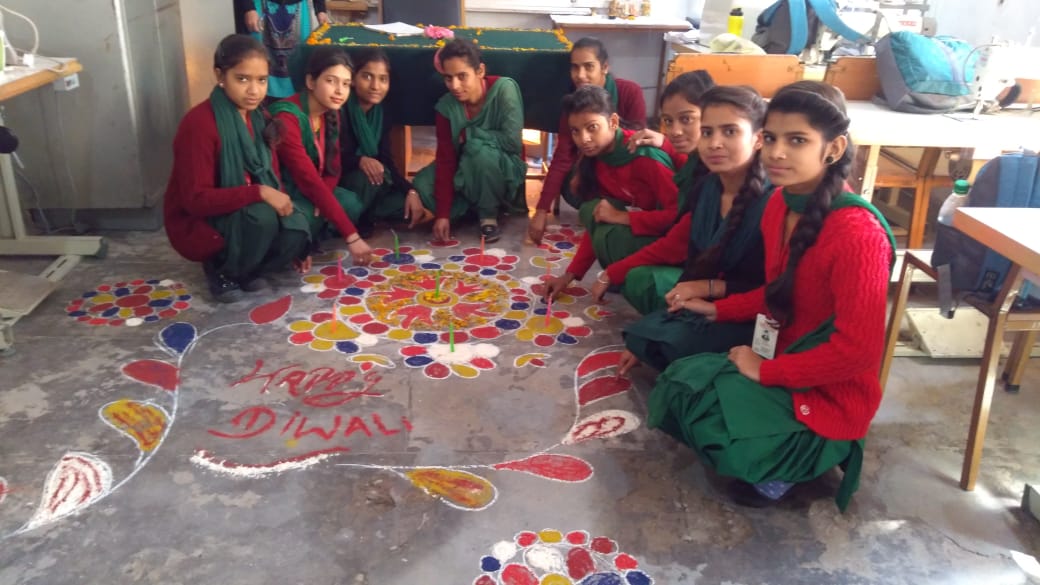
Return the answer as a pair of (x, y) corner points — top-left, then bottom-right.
(2, 200), (1040, 585)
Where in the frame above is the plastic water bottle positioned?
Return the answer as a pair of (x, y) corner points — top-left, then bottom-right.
(937, 179), (970, 226)
(727, 7), (744, 37)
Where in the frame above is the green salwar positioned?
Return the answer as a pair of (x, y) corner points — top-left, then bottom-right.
(620, 265), (682, 315)
(207, 86), (309, 277)
(340, 169), (408, 223)
(578, 198), (657, 269)
(288, 185), (364, 240)
(624, 311), (755, 372)
(208, 202), (310, 279)
(414, 77), (528, 221)
(648, 321), (862, 511)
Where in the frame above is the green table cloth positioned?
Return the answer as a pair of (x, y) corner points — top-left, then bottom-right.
(298, 24), (573, 132)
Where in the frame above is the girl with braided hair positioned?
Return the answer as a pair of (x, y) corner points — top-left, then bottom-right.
(603, 85), (771, 374)
(270, 47), (374, 266)
(647, 81), (896, 510)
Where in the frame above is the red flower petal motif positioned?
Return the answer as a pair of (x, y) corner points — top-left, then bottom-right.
(441, 331), (470, 344)
(578, 376), (632, 406)
(317, 289), (339, 300)
(577, 350), (623, 377)
(425, 362), (451, 379)
(288, 331), (315, 345)
(312, 312), (333, 323)
(500, 564), (538, 585)
(590, 536), (617, 554)
(362, 323), (390, 334)
(515, 531), (538, 547)
(493, 454), (593, 482)
(400, 346), (428, 357)
(533, 334), (555, 347)
(350, 314), (373, 324)
(566, 530), (588, 545)
(565, 326), (592, 338)
(474, 576), (496, 585)
(249, 295), (292, 324)
(614, 553), (639, 570)
(567, 547), (595, 580)
(469, 326), (500, 340)
(122, 359), (179, 392)
(470, 357), (495, 370)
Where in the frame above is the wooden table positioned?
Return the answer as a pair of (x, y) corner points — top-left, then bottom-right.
(848, 101), (1040, 248)
(0, 57), (102, 355)
(951, 207), (1040, 490)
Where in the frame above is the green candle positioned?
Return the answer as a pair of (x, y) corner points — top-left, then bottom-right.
(435, 269), (442, 298)
(449, 321), (455, 352)
(392, 229), (400, 258)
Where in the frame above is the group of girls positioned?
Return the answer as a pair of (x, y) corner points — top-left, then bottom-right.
(163, 32), (894, 510)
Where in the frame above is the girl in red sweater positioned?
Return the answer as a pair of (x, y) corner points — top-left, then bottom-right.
(270, 47), (374, 266)
(163, 34), (310, 303)
(542, 85), (678, 300)
(647, 81), (895, 510)
(528, 37), (648, 244)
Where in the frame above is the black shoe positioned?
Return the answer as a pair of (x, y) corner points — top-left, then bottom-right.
(727, 480), (781, 508)
(203, 261), (243, 303)
(239, 275), (270, 292)
(480, 223), (501, 243)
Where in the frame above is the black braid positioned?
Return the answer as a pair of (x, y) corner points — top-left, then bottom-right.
(686, 152), (767, 278)
(262, 108), (283, 147)
(762, 80), (853, 326)
(323, 110), (340, 176)
(764, 148), (852, 325)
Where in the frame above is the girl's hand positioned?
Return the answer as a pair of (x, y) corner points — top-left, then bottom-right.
(728, 345), (763, 382)
(668, 296), (717, 319)
(317, 11), (330, 25)
(543, 273), (575, 301)
(528, 209), (548, 245)
(617, 349), (641, 376)
(403, 190), (427, 228)
(626, 129), (665, 152)
(664, 280), (710, 305)
(347, 237), (373, 266)
(293, 255), (312, 273)
(592, 199), (629, 225)
(259, 185), (294, 217)
(359, 156), (385, 185)
(244, 10), (262, 32)
(432, 218), (451, 242)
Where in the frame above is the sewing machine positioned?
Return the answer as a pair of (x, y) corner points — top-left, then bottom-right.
(812, 0), (932, 63)
(970, 43), (1040, 115)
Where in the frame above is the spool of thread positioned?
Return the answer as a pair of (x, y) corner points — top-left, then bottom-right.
(727, 7), (744, 37)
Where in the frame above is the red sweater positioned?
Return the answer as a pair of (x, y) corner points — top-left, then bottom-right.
(536, 76), (647, 210)
(433, 76), (522, 219)
(714, 190), (892, 440)
(564, 130), (680, 279)
(163, 100), (272, 262)
(274, 94), (356, 237)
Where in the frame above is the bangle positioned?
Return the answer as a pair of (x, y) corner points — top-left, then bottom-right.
(596, 270), (610, 285)
(707, 279), (714, 299)
(346, 235), (361, 244)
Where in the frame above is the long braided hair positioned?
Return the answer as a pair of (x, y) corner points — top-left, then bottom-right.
(684, 85), (768, 279)
(562, 85), (616, 202)
(763, 81), (853, 325)
(303, 46), (353, 177)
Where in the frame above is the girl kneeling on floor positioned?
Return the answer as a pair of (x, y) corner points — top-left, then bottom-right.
(270, 46), (373, 266)
(543, 85), (679, 300)
(647, 81), (895, 510)
(163, 34), (311, 303)
(605, 85), (771, 374)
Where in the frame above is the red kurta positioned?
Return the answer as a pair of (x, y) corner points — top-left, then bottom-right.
(564, 130), (680, 279)
(163, 100), (273, 262)
(714, 190), (892, 440)
(536, 76), (648, 211)
(274, 94), (357, 237)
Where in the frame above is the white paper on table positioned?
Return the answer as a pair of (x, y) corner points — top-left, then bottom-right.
(362, 22), (425, 37)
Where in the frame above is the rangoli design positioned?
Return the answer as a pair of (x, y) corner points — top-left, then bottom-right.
(65, 279), (192, 326)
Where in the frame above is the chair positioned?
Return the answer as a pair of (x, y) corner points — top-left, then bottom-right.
(664, 53), (804, 98)
(881, 250), (1040, 490)
(826, 56), (955, 248)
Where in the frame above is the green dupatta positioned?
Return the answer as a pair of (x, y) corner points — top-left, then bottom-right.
(604, 72), (619, 111)
(211, 86), (280, 189)
(687, 175), (771, 278)
(267, 93), (339, 170)
(598, 128), (675, 171)
(345, 93), (382, 157)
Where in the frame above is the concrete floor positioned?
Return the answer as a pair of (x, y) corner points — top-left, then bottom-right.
(2, 193), (1040, 585)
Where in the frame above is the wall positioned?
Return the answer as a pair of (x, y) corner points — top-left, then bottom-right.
(181, 0), (235, 107)
(929, 0), (1038, 48)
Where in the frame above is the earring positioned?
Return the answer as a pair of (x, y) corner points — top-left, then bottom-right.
(219, 82), (225, 88)
(825, 156), (835, 164)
